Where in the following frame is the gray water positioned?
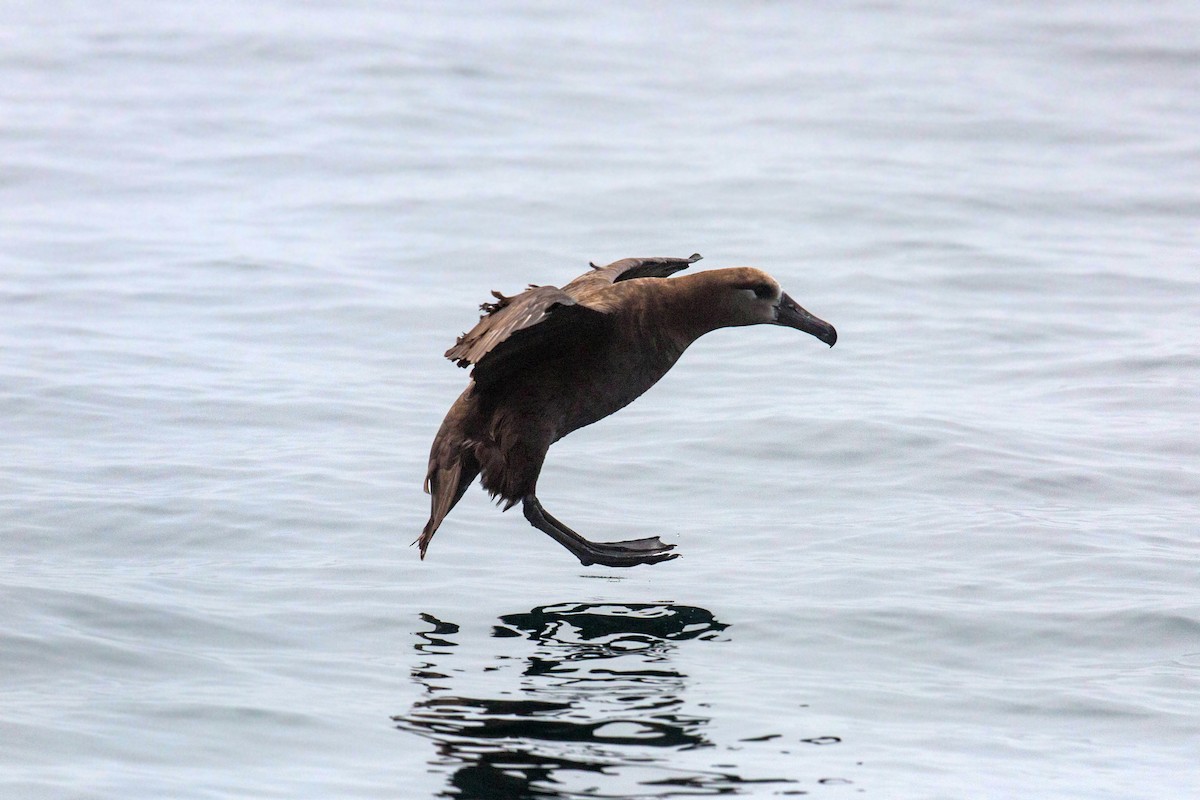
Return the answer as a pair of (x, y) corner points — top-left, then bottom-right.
(3, 2), (1199, 798)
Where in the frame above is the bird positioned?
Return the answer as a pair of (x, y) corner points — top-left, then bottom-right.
(418, 253), (836, 567)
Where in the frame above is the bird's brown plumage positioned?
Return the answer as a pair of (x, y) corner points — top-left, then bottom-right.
(419, 253), (836, 567)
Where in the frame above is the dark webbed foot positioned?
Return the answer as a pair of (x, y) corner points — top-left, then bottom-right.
(597, 535), (675, 552)
(522, 496), (679, 568)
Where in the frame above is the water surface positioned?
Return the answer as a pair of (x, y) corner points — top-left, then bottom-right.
(2, 1), (1198, 798)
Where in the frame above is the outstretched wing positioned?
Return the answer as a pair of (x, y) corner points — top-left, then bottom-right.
(445, 285), (606, 387)
(563, 253), (702, 293)
(444, 254), (700, 387)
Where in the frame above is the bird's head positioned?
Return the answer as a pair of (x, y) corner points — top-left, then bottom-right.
(722, 268), (837, 346)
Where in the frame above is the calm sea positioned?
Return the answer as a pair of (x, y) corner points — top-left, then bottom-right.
(2, 2), (1198, 798)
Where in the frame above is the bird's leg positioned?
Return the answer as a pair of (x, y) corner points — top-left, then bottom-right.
(522, 495), (678, 568)
(537, 503), (673, 553)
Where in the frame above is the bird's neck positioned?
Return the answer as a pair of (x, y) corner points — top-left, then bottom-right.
(655, 272), (741, 345)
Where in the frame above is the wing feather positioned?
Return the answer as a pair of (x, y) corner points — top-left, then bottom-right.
(444, 253), (700, 386)
(445, 285), (605, 386)
(564, 253), (702, 292)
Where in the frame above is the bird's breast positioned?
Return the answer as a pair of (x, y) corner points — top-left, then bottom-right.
(553, 331), (686, 438)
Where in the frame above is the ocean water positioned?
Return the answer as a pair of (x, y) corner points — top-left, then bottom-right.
(2, 1), (1198, 798)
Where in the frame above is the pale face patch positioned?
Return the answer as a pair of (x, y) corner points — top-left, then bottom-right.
(735, 281), (783, 323)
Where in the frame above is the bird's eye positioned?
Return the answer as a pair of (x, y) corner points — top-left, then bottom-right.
(752, 283), (774, 300)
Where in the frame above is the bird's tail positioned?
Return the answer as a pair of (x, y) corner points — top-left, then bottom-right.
(417, 451), (478, 560)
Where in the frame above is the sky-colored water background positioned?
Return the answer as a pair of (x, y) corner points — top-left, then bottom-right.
(3, 2), (1198, 797)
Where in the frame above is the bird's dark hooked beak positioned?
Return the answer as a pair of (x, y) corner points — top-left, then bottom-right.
(775, 292), (837, 346)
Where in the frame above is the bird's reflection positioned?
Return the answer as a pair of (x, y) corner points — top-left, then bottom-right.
(396, 602), (809, 798)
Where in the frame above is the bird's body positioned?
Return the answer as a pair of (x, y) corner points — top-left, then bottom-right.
(420, 254), (836, 567)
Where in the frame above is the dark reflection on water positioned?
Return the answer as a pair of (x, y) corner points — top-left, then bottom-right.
(395, 603), (844, 798)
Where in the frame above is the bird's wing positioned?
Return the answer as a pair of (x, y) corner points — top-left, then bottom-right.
(445, 254), (701, 386)
(563, 253), (702, 292)
(444, 284), (607, 387)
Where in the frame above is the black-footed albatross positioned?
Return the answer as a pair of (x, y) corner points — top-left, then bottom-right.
(419, 253), (836, 567)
